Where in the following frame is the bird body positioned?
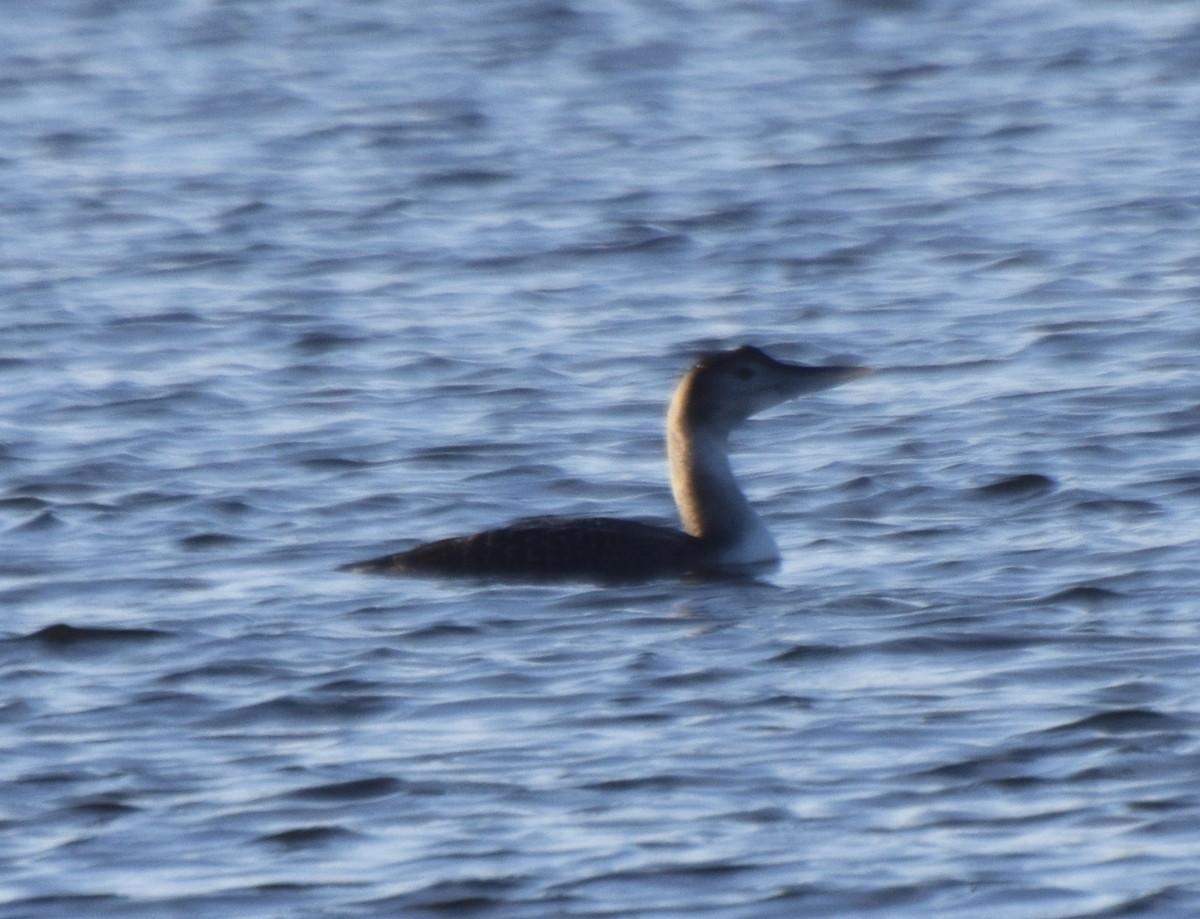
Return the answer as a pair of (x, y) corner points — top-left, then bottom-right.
(344, 346), (867, 582)
(352, 516), (701, 581)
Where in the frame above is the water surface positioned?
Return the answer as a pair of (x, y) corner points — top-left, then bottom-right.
(2, 1), (1199, 916)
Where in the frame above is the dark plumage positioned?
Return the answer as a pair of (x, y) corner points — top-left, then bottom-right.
(342, 517), (704, 582)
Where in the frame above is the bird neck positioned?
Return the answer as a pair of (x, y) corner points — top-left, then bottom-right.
(666, 412), (779, 565)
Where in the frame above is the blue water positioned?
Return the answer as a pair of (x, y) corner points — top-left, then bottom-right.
(3, 1), (1200, 916)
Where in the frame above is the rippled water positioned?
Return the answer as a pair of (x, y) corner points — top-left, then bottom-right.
(3, 0), (1200, 916)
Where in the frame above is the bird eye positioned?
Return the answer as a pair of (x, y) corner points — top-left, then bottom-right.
(734, 365), (756, 380)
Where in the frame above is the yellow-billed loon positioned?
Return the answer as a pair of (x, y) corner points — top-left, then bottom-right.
(343, 345), (869, 582)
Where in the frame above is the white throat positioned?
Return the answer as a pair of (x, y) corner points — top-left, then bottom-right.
(667, 422), (780, 566)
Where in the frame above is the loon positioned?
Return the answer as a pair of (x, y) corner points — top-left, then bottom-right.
(343, 345), (869, 582)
